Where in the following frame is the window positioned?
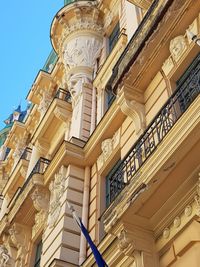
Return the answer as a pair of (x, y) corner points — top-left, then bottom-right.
(106, 159), (122, 207)
(105, 87), (116, 112)
(108, 23), (120, 53)
(34, 241), (42, 267)
(176, 52), (200, 112)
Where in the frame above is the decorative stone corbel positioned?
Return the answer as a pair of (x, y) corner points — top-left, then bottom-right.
(31, 186), (50, 238)
(117, 85), (146, 136)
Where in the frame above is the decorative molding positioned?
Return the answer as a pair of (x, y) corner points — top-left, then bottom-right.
(47, 166), (67, 228)
(97, 128), (120, 171)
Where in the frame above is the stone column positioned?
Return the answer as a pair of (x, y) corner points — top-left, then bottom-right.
(51, 2), (103, 141)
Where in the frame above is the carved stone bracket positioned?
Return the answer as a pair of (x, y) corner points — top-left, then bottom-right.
(117, 86), (146, 136)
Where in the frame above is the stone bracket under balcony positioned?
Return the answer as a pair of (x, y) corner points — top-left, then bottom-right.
(117, 83), (146, 136)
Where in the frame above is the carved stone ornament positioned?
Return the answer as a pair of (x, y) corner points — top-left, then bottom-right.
(97, 129), (120, 171)
(118, 229), (133, 252)
(184, 205), (192, 217)
(12, 137), (27, 165)
(194, 175), (200, 217)
(38, 90), (52, 118)
(0, 245), (10, 267)
(63, 37), (102, 70)
(9, 223), (31, 267)
(31, 186), (49, 212)
(31, 186), (50, 237)
(169, 35), (187, 62)
(173, 217), (181, 228)
(163, 228), (170, 239)
(48, 166), (67, 228)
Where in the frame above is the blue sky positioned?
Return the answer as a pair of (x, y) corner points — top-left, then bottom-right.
(0, 0), (63, 129)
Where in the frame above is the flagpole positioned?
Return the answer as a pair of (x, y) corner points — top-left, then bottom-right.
(66, 200), (108, 267)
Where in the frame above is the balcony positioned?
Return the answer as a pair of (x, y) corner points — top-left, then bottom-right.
(2, 147), (32, 198)
(106, 59), (200, 206)
(7, 157), (50, 223)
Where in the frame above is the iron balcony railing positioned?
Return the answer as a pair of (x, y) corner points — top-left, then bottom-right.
(106, 59), (200, 206)
(55, 88), (71, 103)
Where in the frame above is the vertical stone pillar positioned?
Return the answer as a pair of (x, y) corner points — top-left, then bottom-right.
(41, 165), (85, 267)
(51, 2), (103, 141)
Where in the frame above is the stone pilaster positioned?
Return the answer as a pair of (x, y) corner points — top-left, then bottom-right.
(41, 165), (85, 267)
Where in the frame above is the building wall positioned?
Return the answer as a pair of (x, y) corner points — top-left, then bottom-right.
(0, 0), (200, 267)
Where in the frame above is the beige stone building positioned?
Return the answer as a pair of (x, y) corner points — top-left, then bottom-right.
(0, 0), (200, 266)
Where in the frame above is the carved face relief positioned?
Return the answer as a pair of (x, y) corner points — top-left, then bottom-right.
(101, 139), (113, 160)
(170, 36), (187, 61)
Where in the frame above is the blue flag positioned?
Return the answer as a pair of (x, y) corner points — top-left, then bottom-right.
(79, 220), (108, 267)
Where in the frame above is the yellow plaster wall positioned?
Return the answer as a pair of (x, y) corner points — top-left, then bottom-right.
(144, 71), (169, 125)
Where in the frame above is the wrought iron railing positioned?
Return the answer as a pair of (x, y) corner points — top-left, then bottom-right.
(55, 88), (71, 103)
(106, 60), (200, 206)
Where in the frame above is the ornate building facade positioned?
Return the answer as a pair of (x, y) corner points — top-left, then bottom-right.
(0, 0), (200, 266)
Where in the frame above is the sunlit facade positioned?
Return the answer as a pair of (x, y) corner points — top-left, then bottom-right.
(0, 0), (200, 266)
